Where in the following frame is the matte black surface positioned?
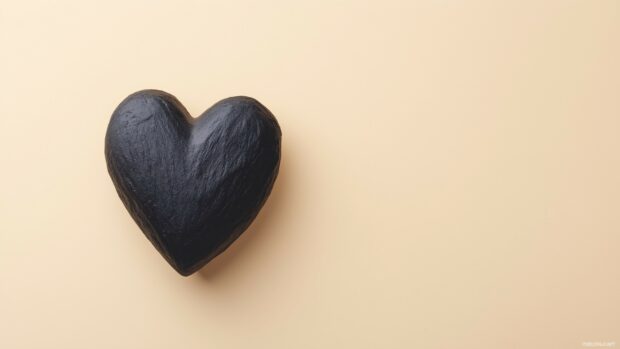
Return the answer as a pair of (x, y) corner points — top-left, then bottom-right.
(105, 90), (281, 276)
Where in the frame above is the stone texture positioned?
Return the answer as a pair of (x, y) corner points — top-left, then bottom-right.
(105, 90), (281, 276)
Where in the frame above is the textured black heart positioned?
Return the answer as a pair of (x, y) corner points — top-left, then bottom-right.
(105, 90), (281, 276)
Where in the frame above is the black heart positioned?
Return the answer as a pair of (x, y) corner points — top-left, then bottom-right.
(105, 90), (281, 276)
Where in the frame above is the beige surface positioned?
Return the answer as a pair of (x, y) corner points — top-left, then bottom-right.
(1, 1), (619, 348)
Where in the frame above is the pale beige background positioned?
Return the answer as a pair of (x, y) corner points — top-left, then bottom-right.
(1, 1), (619, 348)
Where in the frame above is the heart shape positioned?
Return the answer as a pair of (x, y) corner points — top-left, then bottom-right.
(105, 90), (281, 276)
